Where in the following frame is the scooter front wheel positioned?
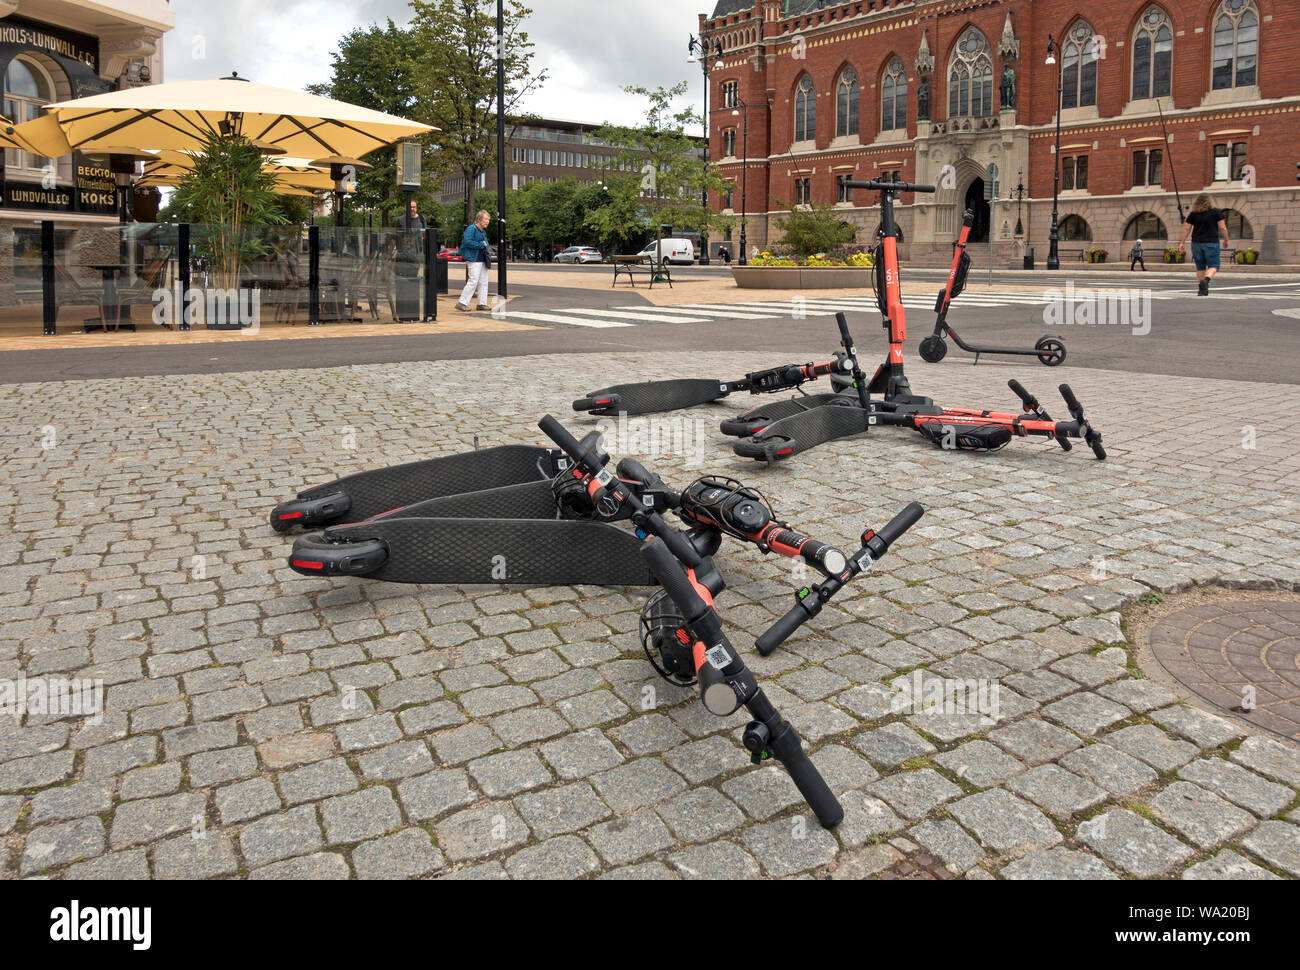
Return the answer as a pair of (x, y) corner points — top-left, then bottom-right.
(1036, 336), (1067, 367)
(919, 335), (949, 363)
(289, 535), (389, 577)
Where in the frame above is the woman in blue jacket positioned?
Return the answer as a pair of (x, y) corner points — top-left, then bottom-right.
(456, 210), (492, 311)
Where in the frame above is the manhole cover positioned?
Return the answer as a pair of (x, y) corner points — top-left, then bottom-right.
(1149, 601), (1300, 742)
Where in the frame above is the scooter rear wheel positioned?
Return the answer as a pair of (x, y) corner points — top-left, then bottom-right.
(1036, 336), (1067, 367)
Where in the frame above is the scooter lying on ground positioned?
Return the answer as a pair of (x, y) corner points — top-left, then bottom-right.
(917, 207), (1067, 367)
(726, 179), (1106, 464)
(273, 423), (922, 609)
(572, 353), (855, 418)
(536, 414), (925, 828)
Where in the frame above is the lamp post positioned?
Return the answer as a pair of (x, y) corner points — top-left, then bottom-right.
(1045, 35), (1064, 271)
(688, 33), (723, 266)
(731, 97), (754, 266)
(1014, 169), (1025, 236)
(495, 0), (509, 298)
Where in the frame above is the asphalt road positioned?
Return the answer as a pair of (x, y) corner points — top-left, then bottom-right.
(2, 266), (1297, 385)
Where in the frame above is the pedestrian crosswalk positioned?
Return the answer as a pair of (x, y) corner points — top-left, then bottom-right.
(496, 288), (1300, 330)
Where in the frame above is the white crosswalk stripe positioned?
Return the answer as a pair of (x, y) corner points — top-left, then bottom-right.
(502, 310), (634, 329)
(555, 308), (713, 324)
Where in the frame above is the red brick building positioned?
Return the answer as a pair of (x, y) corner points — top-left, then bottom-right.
(700, 0), (1300, 264)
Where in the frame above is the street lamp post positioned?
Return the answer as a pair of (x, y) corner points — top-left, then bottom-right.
(732, 97), (753, 266)
(1014, 170), (1025, 236)
(1045, 35), (1064, 271)
(688, 34), (723, 266)
(496, 0), (509, 299)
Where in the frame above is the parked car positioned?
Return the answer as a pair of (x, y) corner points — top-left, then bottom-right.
(637, 238), (696, 266)
(554, 246), (604, 264)
(437, 248), (464, 262)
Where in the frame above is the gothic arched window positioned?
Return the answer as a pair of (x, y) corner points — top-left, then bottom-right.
(1212, 0), (1258, 90)
(948, 29), (993, 118)
(1061, 20), (1099, 109)
(881, 58), (907, 131)
(836, 67), (859, 137)
(794, 75), (816, 142)
(1132, 6), (1173, 100)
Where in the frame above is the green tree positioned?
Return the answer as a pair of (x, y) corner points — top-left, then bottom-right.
(408, 0), (546, 225)
(307, 21), (428, 227)
(588, 83), (730, 257)
(772, 202), (859, 259)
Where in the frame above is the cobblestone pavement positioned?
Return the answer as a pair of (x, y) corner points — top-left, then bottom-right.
(1, 351), (1298, 880)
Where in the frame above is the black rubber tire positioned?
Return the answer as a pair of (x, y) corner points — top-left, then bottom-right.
(1036, 336), (1067, 367)
(918, 335), (949, 364)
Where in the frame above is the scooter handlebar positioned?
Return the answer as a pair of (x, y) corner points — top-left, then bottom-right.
(871, 502), (925, 552)
(844, 179), (937, 194)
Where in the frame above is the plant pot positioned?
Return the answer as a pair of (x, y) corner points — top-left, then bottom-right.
(731, 266), (868, 289)
(1245, 252), (1258, 265)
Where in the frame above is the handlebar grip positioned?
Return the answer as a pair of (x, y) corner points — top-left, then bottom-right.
(835, 311), (854, 350)
(1059, 384), (1084, 419)
(768, 721), (843, 828)
(755, 599), (813, 656)
(1008, 379), (1036, 410)
(873, 502), (925, 551)
(616, 457), (656, 487)
(1088, 435), (1107, 461)
(901, 182), (937, 193)
(539, 414), (591, 465)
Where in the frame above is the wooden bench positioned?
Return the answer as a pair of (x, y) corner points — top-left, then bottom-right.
(611, 254), (673, 289)
(1057, 247), (1088, 262)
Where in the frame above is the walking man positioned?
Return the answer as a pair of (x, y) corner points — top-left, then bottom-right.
(1177, 194), (1229, 296)
(456, 210), (492, 312)
(1129, 238), (1146, 272)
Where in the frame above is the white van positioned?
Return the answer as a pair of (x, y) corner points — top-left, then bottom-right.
(638, 238), (696, 266)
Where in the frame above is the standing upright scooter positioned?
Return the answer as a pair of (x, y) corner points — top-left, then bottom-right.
(918, 208), (1067, 367)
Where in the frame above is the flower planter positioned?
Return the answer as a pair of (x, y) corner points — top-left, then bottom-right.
(732, 266), (868, 289)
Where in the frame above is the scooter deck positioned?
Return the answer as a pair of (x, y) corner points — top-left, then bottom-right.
(733, 403), (874, 464)
(302, 517), (654, 586)
(574, 379), (727, 417)
(720, 392), (848, 438)
(272, 445), (564, 532)
(369, 480), (559, 523)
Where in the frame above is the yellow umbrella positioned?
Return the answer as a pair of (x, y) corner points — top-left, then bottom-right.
(41, 74), (435, 158)
(2, 113), (72, 156)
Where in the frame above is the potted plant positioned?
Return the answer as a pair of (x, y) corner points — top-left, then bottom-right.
(1245, 247), (1259, 265)
(1235, 250), (1247, 264)
(1164, 247), (1184, 264)
(1085, 247), (1108, 264)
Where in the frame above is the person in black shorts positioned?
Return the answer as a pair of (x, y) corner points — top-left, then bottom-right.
(1177, 194), (1229, 296)
(1129, 239), (1146, 271)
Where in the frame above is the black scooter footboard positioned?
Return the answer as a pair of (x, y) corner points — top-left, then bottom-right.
(733, 404), (873, 464)
(368, 480), (559, 523)
(574, 379), (727, 417)
(320, 518), (655, 586)
(273, 445), (562, 531)
(720, 392), (846, 438)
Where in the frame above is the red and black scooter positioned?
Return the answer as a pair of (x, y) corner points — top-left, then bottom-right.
(917, 208), (1067, 367)
(730, 179), (1105, 464)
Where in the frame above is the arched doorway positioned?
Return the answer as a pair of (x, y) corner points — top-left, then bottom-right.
(964, 178), (990, 242)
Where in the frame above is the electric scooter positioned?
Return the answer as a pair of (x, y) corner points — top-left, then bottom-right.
(917, 208), (1067, 367)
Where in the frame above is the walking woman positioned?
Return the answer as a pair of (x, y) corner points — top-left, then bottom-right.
(456, 210), (492, 312)
(1177, 194), (1229, 296)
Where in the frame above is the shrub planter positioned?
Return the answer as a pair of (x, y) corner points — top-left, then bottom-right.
(732, 266), (867, 289)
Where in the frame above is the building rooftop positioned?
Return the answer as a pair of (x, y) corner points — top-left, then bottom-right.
(709, 0), (839, 19)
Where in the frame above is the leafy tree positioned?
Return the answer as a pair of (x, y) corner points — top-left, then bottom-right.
(307, 21), (428, 227)
(162, 133), (287, 287)
(408, 0), (546, 225)
(587, 83), (730, 257)
(772, 201), (859, 259)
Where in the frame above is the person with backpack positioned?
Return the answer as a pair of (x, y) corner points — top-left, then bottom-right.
(456, 210), (493, 312)
(1129, 239), (1146, 272)
(1177, 194), (1230, 296)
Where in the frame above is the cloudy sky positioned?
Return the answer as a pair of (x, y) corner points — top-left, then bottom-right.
(163, 0), (711, 131)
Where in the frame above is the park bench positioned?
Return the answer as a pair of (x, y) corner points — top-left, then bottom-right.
(611, 254), (673, 289)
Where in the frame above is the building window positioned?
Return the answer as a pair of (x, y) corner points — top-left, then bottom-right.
(795, 177), (812, 206)
(1219, 208), (1252, 238)
(881, 58), (906, 131)
(837, 174), (851, 202)
(836, 66), (859, 137)
(1132, 148), (1163, 186)
(1061, 20), (1099, 110)
(3, 57), (54, 177)
(1061, 156), (1088, 191)
(794, 75), (816, 142)
(1132, 6), (1173, 101)
(1213, 142), (1247, 181)
(948, 28), (993, 118)
(1212, 0), (1258, 90)
(722, 80), (739, 109)
(724, 185), (735, 209)
(1059, 215), (1093, 241)
(723, 129), (737, 157)
(1124, 212), (1168, 240)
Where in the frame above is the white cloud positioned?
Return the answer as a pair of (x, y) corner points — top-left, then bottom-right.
(163, 0), (708, 130)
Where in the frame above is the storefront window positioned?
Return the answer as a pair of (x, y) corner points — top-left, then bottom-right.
(4, 57), (54, 177)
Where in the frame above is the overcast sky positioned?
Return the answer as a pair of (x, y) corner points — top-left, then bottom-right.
(163, 0), (710, 131)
